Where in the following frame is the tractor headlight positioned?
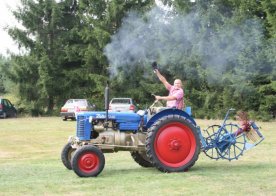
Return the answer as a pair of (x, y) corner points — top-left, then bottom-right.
(89, 116), (93, 123)
(137, 110), (145, 116)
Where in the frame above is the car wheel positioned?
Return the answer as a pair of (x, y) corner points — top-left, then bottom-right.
(63, 117), (68, 121)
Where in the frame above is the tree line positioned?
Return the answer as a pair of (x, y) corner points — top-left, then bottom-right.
(0, 0), (275, 120)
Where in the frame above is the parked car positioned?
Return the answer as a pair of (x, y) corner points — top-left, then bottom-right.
(60, 99), (95, 121)
(0, 98), (17, 118)
(109, 98), (136, 112)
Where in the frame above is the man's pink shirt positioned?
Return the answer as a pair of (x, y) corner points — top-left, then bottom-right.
(166, 84), (184, 110)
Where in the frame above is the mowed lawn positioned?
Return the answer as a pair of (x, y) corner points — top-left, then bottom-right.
(0, 117), (275, 195)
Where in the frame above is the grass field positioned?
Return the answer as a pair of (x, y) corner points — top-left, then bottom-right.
(0, 117), (275, 195)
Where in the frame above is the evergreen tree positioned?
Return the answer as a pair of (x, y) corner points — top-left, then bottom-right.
(154, 0), (275, 119)
(77, 0), (154, 108)
(0, 55), (7, 94)
(261, 0), (276, 38)
(5, 0), (275, 119)
(8, 0), (86, 114)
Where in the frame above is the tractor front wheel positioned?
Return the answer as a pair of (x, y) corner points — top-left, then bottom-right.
(71, 145), (105, 177)
(61, 142), (76, 170)
(146, 115), (200, 172)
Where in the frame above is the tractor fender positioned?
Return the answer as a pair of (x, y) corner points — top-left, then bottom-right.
(145, 108), (196, 129)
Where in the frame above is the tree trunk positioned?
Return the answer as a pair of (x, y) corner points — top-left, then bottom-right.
(47, 96), (54, 114)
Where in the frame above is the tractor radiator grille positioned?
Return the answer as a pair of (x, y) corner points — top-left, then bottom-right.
(77, 116), (85, 138)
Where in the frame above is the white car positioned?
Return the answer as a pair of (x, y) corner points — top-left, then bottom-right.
(60, 99), (95, 120)
(109, 98), (136, 112)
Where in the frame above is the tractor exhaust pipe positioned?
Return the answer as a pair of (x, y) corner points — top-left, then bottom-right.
(104, 81), (109, 129)
(105, 82), (109, 111)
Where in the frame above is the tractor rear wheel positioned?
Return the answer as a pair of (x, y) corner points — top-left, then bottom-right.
(71, 145), (105, 177)
(130, 151), (153, 167)
(61, 142), (75, 170)
(146, 115), (200, 172)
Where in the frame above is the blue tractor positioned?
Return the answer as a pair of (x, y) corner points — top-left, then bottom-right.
(61, 85), (264, 177)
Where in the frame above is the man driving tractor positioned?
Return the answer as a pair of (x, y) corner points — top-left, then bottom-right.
(153, 63), (184, 110)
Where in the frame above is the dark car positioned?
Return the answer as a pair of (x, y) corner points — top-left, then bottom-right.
(0, 98), (17, 118)
(60, 99), (95, 121)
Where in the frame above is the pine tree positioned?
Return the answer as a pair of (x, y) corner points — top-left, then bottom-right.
(8, 0), (86, 114)
(261, 0), (276, 38)
(77, 0), (154, 108)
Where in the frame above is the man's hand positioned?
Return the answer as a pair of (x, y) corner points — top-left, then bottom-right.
(153, 68), (159, 74)
(152, 62), (158, 73)
(155, 95), (162, 100)
(155, 69), (162, 78)
(152, 61), (158, 70)
(155, 95), (177, 101)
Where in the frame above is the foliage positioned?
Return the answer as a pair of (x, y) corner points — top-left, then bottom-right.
(1, 0), (275, 120)
(0, 55), (7, 94)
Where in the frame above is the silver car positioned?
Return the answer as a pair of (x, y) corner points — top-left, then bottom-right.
(109, 98), (136, 112)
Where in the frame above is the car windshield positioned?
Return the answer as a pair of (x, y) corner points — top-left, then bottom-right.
(74, 100), (87, 106)
(65, 99), (87, 106)
(111, 99), (130, 104)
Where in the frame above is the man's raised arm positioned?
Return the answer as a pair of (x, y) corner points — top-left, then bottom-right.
(155, 69), (170, 89)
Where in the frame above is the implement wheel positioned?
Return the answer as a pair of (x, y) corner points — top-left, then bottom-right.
(71, 145), (105, 177)
(202, 125), (224, 160)
(217, 123), (246, 161)
(131, 151), (153, 168)
(146, 115), (200, 172)
(61, 142), (76, 170)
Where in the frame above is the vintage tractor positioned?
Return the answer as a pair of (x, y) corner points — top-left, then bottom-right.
(61, 85), (265, 177)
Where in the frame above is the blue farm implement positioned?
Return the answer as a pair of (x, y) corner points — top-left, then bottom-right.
(61, 86), (265, 177)
(200, 109), (264, 161)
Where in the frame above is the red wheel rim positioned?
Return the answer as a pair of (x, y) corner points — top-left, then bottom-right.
(78, 152), (99, 173)
(154, 122), (196, 167)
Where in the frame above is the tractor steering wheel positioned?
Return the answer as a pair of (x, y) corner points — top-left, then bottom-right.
(148, 100), (164, 115)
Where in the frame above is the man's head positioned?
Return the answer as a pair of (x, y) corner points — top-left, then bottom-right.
(174, 79), (182, 89)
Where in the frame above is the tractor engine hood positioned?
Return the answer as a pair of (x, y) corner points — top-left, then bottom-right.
(77, 111), (141, 131)
(77, 111), (141, 122)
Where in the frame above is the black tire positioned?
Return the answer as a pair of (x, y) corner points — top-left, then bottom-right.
(63, 117), (67, 121)
(146, 115), (201, 172)
(61, 142), (76, 170)
(130, 151), (153, 168)
(71, 145), (105, 177)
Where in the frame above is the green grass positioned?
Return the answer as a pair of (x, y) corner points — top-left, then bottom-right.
(0, 117), (275, 195)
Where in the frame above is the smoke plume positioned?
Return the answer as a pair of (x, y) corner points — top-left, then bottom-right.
(104, 6), (267, 83)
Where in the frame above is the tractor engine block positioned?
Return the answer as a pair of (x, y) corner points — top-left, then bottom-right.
(76, 118), (147, 152)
